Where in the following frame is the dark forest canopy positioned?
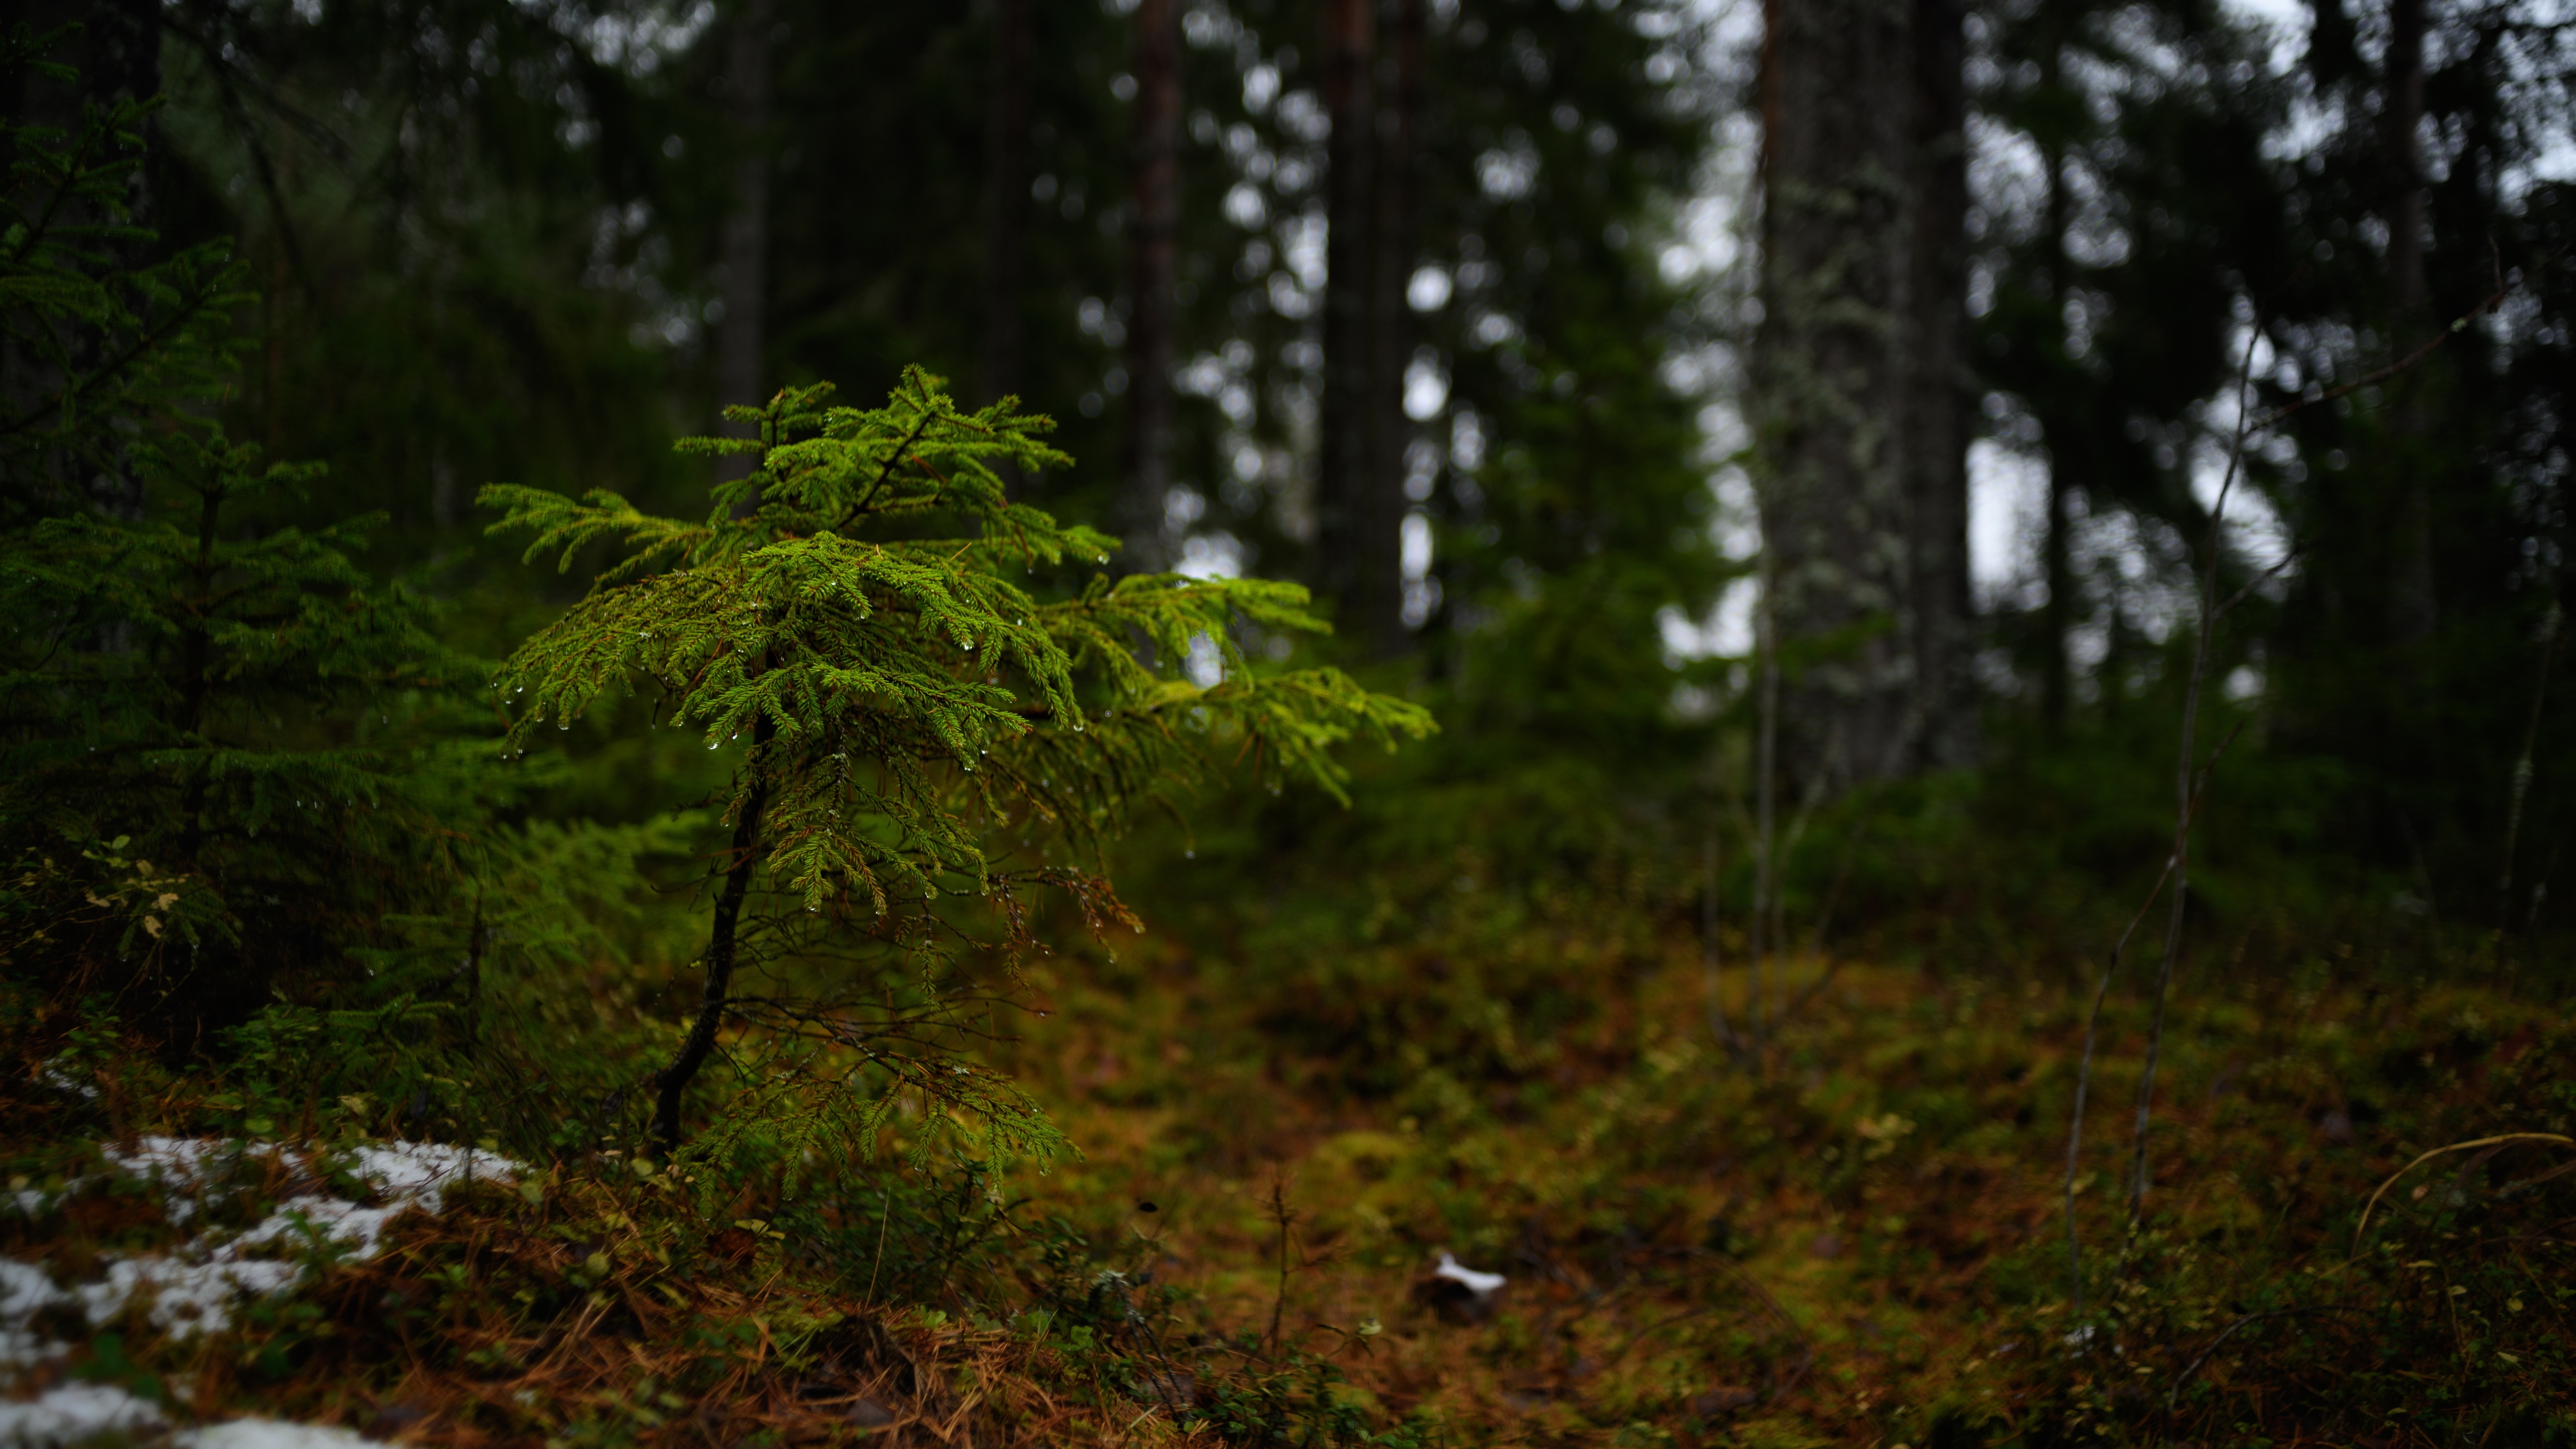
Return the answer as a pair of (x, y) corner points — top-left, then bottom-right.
(73, 0), (2563, 915)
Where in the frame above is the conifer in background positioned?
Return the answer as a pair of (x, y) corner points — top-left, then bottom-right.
(0, 430), (475, 1023)
(0, 23), (243, 526)
(1, 32), (479, 1031)
(485, 367), (1430, 1153)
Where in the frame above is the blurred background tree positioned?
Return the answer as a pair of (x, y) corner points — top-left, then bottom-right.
(30, 0), (2571, 1024)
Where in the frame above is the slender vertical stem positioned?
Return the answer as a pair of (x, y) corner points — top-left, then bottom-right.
(1752, 551), (1782, 1044)
(1704, 822), (1739, 1055)
(2064, 957), (2116, 1314)
(2126, 320), (2259, 1226)
(2064, 846), (2182, 1312)
(864, 1185), (893, 1301)
(1264, 1175), (1295, 1358)
(2498, 602), (2562, 926)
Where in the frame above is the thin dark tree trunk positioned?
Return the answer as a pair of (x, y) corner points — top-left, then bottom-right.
(1121, 0), (1182, 573)
(652, 710), (778, 1150)
(1316, 0), (1376, 612)
(1906, 0), (1973, 768)
(1363, 0), (1424, 657)
(981, 0), (1034, 497)
(715, 0), (775, 496)
(2037, 10), (2074, 736)
(2384, 0), (2434, 648)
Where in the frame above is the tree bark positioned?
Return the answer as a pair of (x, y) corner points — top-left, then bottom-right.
(714, 0), (775, 496)
(1754, 0), (1920, 788)
(1316, 0), (1376, 614)
(652, 710), (778, 1151)
(1364, 0), (1425, 657)
(1120, 0), (1182, 573)
(1906, 0), (1974, 769)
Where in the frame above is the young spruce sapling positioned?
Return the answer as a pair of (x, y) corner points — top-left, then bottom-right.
(484, 370), (1432, 1154)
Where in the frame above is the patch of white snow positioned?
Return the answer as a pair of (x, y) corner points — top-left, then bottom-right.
(174, 1418), (382, 1449)
(4, 1138), (519, 1345)
(34, 1062), (98, 1103)
(0, 1382), (166, 1446)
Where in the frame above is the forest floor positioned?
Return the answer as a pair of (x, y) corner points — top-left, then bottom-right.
(986, 933), (2572, 1446)
(4, 920), (2571, 1448)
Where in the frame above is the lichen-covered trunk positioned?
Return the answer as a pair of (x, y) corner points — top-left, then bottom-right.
(1753, 0), (1971, 788)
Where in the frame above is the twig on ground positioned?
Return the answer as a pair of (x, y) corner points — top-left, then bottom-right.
(2350, 1133), (2576, 1256)
(1263, 1172), (1298, 1358)
(2164, 1306), (2364, 1413)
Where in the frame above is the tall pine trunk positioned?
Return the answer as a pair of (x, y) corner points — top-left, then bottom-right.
(1906, 0), (1973, 770)
(1120, 0), (1182, 573)
(1755, 0), (1916, 786)
(1755, 0), (1973, 787)
(1316, 0), (1376, 616)
(1364, 0), (1425, 656)
(714, 0), (774, 494)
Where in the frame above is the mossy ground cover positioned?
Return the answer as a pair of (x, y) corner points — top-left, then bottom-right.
(5, 913), (2571, 1447)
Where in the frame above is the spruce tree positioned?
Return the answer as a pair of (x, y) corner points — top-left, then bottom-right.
(1, 32), (479, 1027)
(484, 368), (1431, 1153)
(0, 431), (472, 1014)
(1, 22), (244, 527)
